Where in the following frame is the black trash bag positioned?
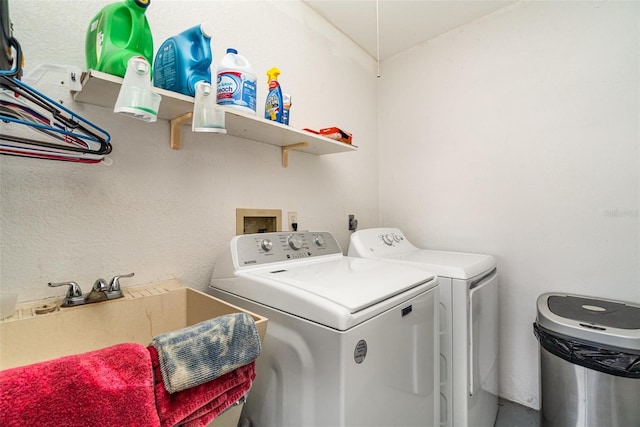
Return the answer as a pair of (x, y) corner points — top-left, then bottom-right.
(533, 322), (640, 379)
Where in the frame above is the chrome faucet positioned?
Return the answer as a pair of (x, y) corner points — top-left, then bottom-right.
(48, 273), (135, 307)
(85, 278), (109, 303)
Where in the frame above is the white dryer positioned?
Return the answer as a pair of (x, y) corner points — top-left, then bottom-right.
(209, 231), (440, 427)
(349, 228), (499, 427)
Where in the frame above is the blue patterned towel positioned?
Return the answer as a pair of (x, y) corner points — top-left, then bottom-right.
(151, 312), (261, 394)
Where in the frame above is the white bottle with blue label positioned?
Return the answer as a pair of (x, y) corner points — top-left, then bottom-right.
(216, 48), (257, 115)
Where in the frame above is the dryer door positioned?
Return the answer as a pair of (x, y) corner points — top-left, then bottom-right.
(468, 269), (499, 397)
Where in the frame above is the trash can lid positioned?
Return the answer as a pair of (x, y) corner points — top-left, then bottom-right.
(536, 293), (640, 351)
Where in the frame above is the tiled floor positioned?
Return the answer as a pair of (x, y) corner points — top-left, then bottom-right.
(495, 398), (541, 427)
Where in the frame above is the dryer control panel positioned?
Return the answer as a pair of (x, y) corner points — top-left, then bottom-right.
(348, 227), (419, 258)
(234, 231), (342, 266)
(379, 231), (405, 246)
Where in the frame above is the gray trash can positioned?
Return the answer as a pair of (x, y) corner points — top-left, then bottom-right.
(533, 293), (640, 427)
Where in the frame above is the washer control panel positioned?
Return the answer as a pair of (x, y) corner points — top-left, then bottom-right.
(235, 231), (342, 266)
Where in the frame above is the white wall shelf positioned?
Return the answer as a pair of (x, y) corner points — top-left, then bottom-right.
(72, 70), (357, 167)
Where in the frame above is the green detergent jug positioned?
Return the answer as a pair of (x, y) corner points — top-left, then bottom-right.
(85, 0), (153, 78)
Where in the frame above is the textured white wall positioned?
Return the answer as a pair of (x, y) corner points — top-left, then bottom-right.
(5, 0), (639, 413)
(378, 1), (640, 409)
(1, 0), (379, 300)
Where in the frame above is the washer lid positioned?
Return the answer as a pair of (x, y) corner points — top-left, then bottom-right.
(215, 256), (437, 330)
(537, 293), (640, 351)
(249, 257), (434, 313)
(390, 249), (495, 280)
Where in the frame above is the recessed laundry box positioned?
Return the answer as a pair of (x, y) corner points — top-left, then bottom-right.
(534, 293), (640, 427)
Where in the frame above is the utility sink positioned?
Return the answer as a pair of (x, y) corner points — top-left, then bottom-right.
(0, 279), (268, 426)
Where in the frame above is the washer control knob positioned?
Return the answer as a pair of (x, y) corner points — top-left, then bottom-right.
(314, 235), (325, 246)
(382, 234), (394, 245)
(260, 239), (273, 252)
(393, 234), (402, 242)
(288, 235), (303, 250)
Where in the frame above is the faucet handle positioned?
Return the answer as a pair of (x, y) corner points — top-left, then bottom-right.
(106, 272), (134, 299)
(48, 281), (84, 306)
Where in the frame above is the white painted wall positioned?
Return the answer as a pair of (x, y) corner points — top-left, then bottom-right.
(4, 0), (639, 414)
(378, 1), (640, 409)
(1, 0), (379, 300)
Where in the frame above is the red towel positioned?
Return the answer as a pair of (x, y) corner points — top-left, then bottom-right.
(148, 346), (255, 427)
(0, 343), (160, 427)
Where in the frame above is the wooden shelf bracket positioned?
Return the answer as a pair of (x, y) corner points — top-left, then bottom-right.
(170, 112), (193, 150)
(282, 142), (309, 168)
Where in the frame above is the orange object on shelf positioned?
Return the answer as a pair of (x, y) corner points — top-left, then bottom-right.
(320, 127), (352, 144)
(303, 127), (353, 144)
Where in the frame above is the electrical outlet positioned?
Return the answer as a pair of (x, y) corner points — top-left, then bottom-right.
(288, 212), (298, 230)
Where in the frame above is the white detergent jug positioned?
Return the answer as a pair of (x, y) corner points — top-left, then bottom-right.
(216, 48), (257, 115)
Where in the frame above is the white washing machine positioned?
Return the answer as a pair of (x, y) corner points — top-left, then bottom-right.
(209, 231), (440, 427)
(349, 228), (499, 427)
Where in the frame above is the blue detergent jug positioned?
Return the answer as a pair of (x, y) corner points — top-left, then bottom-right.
(153, 23), (213, 97)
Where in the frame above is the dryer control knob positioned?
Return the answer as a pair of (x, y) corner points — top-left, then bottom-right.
(260, 239), (273, 251)
(393, 234), (402, 242)
(288, 235), (303, 250)
(314, 235), (325, 246)
(382, 234), (394, 245)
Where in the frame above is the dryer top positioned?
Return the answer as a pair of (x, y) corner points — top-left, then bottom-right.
(349, 227), (496, 280)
